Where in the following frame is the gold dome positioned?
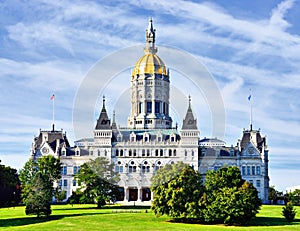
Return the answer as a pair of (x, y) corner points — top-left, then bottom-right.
(132, 53), (167, 76)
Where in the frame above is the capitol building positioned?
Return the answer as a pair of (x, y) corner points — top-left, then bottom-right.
(30, 19), (270, 203)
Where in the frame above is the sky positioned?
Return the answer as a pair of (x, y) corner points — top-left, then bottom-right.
(0, 0), (300, 191)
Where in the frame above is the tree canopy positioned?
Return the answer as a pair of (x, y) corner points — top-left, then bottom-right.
(75, 157), (120, 208)
(151, 164), (262, 225)
(19, 155), (61, 217)
(0, 160), (21, 207)
(151, 162), (204, 219)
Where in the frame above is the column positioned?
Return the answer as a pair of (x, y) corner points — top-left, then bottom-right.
(137, 187), (141, 202)
(123, 187), (128, 202)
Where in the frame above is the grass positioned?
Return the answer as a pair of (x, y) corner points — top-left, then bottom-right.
(0, 204), (299, 230)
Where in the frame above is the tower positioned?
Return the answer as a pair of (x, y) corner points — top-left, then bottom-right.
(128, 18), (172, 129)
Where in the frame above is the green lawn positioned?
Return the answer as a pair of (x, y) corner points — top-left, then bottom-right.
(0, 204), (299, 230)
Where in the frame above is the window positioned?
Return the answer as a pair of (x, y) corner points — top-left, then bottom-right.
(247, 166), (251, 175)
(252, 166), (255, 175)
(116, 149), (119, 156)
(73, 179), (76, 186)
(155, 150), (159, 157)
(139, 102), (143, 114)
(120, 150), (124, 156)
(129, 166), (137, 173)
(242, 166), (246, 175)
(155, 101), (160, 113)
(147, 150), (150, 157)
(98, 150), (100, 156)
(133, 150), (137, 157)
(62, 150), (66, 156)
(171, 137), (175, 142)
(147, 102), (152, 113)
(256, 166), (261, 175)
(59, 180), (62, 187)
(63, 166), (67, 175)
(76, 150), (80, 156)
(142, 149), (145, 157)
(63, 179), (68, 187)
(173, 149), (176, 156)
(116, 166), (123, 173)
(73, 166), (77, 174)
(160, 149), (163, 157)
(185, 150), (187, 157)
(256, 180), (261, 188)
(169, 149), (172, 156)
(129, 150), (132, 156)
(249, 180), (253, 185)
(90, 150), (93, 156)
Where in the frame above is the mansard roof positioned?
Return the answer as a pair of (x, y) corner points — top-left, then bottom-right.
(240, 128), (266, 152)
(34, 129), (71, 149)
(113, 129), (180, 142)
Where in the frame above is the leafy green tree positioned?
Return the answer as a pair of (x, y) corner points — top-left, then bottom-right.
(0, 160), (21, 207)
(75, 157), (119, 208)
(19, 155), (61, 217)
(282, 202), (297, 221)
(151, 162), (204, 220)
(203, 166), (261, 225)
(55, 189), (67, 203)
(288, 189), (300, 206)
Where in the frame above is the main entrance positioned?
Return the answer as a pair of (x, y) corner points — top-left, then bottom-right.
(129, 188), (138, 201)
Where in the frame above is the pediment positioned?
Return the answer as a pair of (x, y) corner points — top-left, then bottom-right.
(242, 142), (260, 157)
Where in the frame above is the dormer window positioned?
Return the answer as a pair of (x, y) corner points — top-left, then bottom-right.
(130, 132), (136, 142)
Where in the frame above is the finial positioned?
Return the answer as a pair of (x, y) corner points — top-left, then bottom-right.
(102, 95), (106, 112)
(188, 95), (191, 109)
(145, 17), (157, 54)
(113, 110), (116, 122)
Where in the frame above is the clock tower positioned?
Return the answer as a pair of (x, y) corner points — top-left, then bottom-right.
(128, 18), (172, 129)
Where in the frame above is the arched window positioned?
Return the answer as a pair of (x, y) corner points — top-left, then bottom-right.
(128, 161), (137, 173)
(141, 161), (150, 173)
(169, 149), (172, 156)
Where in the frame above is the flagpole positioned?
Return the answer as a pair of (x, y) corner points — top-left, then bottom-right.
(51, 94), (55, 131)
(249, 89), (252, 131)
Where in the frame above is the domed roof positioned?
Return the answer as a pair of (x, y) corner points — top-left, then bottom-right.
(132, 53), (167, 76)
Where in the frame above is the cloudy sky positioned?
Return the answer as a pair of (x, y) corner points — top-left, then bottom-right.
(1, 0), (300, 191)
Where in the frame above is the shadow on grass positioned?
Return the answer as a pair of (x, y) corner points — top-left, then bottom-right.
(168, 217), (300, 227)
(0, 212), (107, 228)
(53, 205), (151, 211)
(246, 217), (300, 227)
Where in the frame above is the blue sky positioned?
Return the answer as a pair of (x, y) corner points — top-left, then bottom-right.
(1, 0), (300, 191)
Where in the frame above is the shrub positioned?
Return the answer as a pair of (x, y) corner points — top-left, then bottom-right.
(282, 202), (296, 222)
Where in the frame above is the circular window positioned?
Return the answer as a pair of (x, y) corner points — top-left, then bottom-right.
(131, 161), (135, 165)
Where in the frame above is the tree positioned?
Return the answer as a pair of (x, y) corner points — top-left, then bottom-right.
(203, 166), (261, 225)
(288, 189), (300, 206)
(55, 189), (67, 203)
(75, 157), (119, 208)
(151, 162), (204, 220)
(0, 160), (21, 207)
(19, 155), (61, 217)
(282, 202), (297, 222)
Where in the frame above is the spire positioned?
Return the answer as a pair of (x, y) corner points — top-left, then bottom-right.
(182, 95), (198, 130)
(112, 110), (117, 130)
(95, 95), (111, 130)
(144, 17), (157, 54)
